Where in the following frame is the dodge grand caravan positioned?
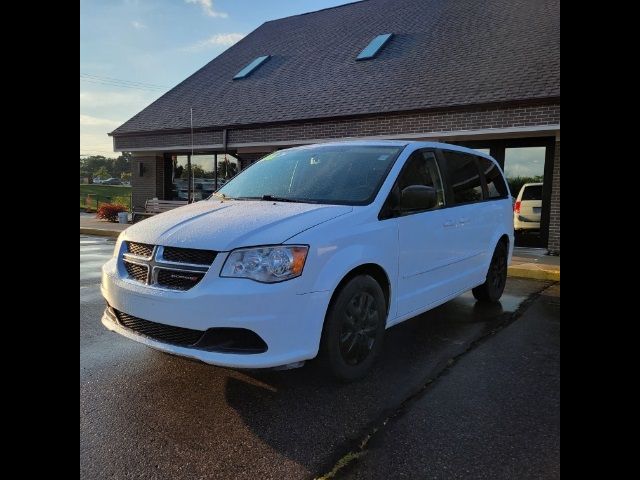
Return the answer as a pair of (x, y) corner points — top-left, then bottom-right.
(514, 182), (543, 234)
(101, 141), (513, 381)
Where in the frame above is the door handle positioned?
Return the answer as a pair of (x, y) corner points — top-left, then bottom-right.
(458, 217), (470, 225)
(443, 220), (456, 227)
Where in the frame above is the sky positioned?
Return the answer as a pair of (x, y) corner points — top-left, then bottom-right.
(80, 0), (355, 157)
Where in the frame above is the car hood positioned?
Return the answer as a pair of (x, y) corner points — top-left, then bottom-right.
(122, 200), (353, 251)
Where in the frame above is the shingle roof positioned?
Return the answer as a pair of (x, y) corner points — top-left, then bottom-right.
(111, 0), (559, 136)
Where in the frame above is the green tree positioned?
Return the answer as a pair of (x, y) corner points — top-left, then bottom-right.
(95, 166), (110, 179)
(112, 152), (132, 179)
(81, 155), (111, 178)
(192, 165), (205, 179)
(80, 153), (132, 180)
(120, 171), (131, 181)
(219, 159), (238, 179)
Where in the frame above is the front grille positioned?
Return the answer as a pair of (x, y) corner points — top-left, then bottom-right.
(127, 241), (153, 257)
(121, 243), (215, 291)
(114, 309), (204, 346)
(124, 261), (148, 283)
(163, 246), (217, 265)
(157, 269), (205, 290)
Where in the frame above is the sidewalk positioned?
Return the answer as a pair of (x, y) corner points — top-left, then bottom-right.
(79, 213), (559, 281)
(509, 247), (560, 281)
(341, 283), (560, 480)
(80, 212), (129, 238)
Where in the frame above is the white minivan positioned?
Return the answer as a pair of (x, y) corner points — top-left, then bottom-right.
(101, 141), (513, 381)
(513, 182), (543, 234)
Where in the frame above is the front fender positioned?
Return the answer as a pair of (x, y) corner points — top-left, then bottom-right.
(303, 226), (399, 319)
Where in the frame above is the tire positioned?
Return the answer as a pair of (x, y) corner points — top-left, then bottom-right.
(472, 241), (508, 303)
(318, 275), (387, 382)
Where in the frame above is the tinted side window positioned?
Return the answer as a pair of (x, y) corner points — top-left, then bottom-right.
(477, 156), (508, 199)
(396, 150), (446, 209)
(443, 151), (483, 204)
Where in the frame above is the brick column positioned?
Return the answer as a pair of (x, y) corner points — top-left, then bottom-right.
(131, 154), (164, 211)
(547, 140), (560, 255)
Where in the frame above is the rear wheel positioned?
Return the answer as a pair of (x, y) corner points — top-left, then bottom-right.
(318, 275), (387, 382)
(472, 241), (508, 303)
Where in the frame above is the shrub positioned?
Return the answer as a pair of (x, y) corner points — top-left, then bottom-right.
(96, 203), (127, 223)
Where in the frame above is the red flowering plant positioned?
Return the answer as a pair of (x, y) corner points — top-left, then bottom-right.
(96, 203), (127, 223)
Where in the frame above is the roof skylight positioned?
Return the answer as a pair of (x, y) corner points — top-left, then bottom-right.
(233, 55), (271, 79)
(356, 34), (393, 60)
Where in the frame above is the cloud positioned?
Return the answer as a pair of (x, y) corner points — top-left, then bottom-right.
(80, 114), (121, 127)
(80, 132), (118, 156)
(184, 33), (245, 51)
(131, 20), (147, 29)
(185, 0), (228, 18)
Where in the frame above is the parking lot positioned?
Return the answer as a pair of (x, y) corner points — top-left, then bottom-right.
(81, 235), (556, 479)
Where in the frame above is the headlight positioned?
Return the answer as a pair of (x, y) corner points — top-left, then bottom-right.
(220, 245), (309, 283)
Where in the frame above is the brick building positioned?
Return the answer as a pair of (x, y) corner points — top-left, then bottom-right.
(110, 0), (560, 253)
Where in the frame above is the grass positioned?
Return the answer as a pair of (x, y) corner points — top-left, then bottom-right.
(80, 184), (131, 211)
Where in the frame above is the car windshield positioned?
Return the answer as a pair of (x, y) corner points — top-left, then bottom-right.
(216, 145), (404, 205)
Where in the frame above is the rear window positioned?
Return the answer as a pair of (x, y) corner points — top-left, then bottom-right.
(521, 185), (542, 200)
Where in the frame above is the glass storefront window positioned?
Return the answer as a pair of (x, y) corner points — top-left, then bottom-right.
(504, 146), (547, 248)
(217, 153), (239, 186)
(503, 147), (546, 198)
(169, 154), (239, 201)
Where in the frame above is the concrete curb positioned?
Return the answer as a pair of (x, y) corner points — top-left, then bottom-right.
(80, 227), (123, 238)
(508, 266), (559, 282)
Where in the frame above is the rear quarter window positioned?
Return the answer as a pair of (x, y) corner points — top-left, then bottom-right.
(442, 150), (483, 204)
(476, 156), (508, 199)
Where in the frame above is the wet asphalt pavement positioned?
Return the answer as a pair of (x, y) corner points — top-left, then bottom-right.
(80, 235), (555, 479)
(342, 283), (560, 480)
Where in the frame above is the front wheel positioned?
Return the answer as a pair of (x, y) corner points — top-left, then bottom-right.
(318, 275), (387, 382)
(472, 241), (508, 303)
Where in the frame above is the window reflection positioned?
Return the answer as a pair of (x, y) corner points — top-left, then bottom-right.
(170, 154), (239, 201)
(504, 147), (545, 199)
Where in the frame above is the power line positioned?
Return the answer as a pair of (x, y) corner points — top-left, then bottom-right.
(81, 79), (160, 91)
(80, 73), (169, 92)
(80, 73), (169, 89)
(80, 78), (165, 92)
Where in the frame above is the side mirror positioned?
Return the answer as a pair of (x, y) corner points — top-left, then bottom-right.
(399, 185), (437, 211)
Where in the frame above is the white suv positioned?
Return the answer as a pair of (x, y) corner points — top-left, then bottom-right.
(101, 141), (513, 381)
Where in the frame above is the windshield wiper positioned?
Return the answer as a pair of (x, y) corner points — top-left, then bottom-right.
(261, 194), (299, 202)
(233, 195), (319, 204)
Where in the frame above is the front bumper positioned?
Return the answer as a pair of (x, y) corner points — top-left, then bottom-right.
(101, 255), (332, 369)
